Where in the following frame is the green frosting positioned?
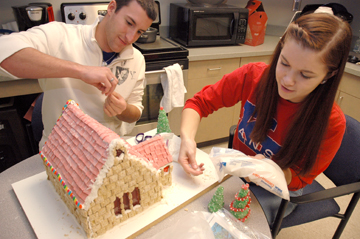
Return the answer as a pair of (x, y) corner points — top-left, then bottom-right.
(233, 197), (250, 209)
(157, 107), (172, 134)
(230, 207), (250, 219)
(208, 186), (224, 213)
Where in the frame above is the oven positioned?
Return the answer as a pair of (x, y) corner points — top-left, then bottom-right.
(131, 37), (189, 136)
(61, 2), (189, 136)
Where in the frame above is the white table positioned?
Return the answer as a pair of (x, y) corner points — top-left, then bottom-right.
(0, 153), (271, 239)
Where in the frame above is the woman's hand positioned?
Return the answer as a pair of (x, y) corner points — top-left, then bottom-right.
(178, 137), (204, 176)
(282, 168), (292, 185)
(251, 154), (265, 160)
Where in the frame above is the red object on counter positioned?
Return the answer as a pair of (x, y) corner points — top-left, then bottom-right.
(245, 0), (268, 46)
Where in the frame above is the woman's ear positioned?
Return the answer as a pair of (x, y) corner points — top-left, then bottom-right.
(324, 69), (339, 81)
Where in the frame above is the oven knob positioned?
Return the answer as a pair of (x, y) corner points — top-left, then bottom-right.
(79, 12), (86, 20)
(67, 12), (75, 21)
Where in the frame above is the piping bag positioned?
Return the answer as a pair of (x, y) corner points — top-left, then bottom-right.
(209, 147), (289, 200)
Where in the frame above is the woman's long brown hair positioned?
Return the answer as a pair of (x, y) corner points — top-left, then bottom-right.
(250, 13), (352, 176)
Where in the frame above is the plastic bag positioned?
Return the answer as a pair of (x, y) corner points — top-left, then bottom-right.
(161, 132), (181, 162)
(147, 210), (270, 239)
(147, 211), (215, 239)
(210, 147), (289, 200)
(205, 209), (270, 239)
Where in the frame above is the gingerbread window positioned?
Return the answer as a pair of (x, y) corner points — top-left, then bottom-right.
(132, 187), (140, 206)
(114, 193), (130, 216)
(114, 188), (141, 216)
(114, 197), (121, 216)
(123, 193), (130, 212)
(116, 149), (123, 157)
(163, 165), (170, 173)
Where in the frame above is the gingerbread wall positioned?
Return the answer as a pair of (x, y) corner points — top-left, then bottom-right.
(159, 164), (173, 187)
(44, 160), (90, 232)
(86, 148), (162, 237)
(44, 144), (164, 238)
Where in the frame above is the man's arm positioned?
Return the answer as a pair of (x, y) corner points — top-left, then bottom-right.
(0, 48), (117, 95)
(116, 104), (141, 123)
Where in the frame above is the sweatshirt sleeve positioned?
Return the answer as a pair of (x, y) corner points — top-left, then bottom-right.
(0, 31), (37, 78)
(184, 62), (267, 118)
(0, 32), (35, 64)
(0, 23), (57, 63)
(0, 22), (68, 70)
(124, 49), (146, 114)
(287, 105), (346, 191)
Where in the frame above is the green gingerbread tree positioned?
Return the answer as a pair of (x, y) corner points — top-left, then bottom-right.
(157, 107), (172, 134)
(230, 183), (251, 222)
(208, 186), (225, 213)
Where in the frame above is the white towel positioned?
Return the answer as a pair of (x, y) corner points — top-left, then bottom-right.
(160, 63), (187, 113)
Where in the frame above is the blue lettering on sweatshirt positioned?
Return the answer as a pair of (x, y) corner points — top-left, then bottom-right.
(237, 101), (281, 158)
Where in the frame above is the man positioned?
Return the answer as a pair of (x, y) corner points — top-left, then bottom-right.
(0, 0), (156, 148)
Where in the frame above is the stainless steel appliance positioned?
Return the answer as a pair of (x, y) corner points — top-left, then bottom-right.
(61, 2), (108, 24)
(169, 3), (248, 47)
(132, 36), (189, 136)
(60, 1), (189, 136)
(187, 0), (227, 5)
(12, 3), (54, 31)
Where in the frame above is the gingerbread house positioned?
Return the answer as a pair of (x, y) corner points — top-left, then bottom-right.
(40, 100), (173, 238)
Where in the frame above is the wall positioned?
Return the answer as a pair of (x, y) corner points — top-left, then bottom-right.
(0, 0), (359, 36)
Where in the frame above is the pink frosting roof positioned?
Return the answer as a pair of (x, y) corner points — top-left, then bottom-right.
(41, 102), (120, 206)
(131, 136), (172, 170)
(40, 100), (173, 209)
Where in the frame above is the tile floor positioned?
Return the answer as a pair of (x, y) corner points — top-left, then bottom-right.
(199, 142), (360, 239)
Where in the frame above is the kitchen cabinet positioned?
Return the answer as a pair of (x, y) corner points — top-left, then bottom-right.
(187, 55), (272, 144)
(0, 78), (42, 98)
(187, 58), (241, 143)
(337, 72), (360, 121)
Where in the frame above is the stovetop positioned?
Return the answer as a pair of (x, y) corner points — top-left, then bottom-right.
(133, 36), (189, 71)
(133, 36), (188, 60)
(134, 36), (181, 53)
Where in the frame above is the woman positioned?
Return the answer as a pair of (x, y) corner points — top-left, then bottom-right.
(178, 12), (352, 225)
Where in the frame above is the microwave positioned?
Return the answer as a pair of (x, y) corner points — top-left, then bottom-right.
(169, 3), (248, 47)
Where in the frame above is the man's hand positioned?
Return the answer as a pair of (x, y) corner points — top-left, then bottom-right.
(178, 137), (205, 176)
(104, 91), (127, 117)
(80, 65), (118, 96)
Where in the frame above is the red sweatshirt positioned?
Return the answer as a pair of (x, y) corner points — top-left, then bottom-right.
(184, 62), (345, 190)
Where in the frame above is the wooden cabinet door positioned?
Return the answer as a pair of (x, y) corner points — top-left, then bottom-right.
(187, 58), (240, 143)
(337, 91), (360, 121)
(339, 73), (360, 98)
(188, 58), (240, 81)
(187, 76), (236, 143)
(338, 72), (360, 121)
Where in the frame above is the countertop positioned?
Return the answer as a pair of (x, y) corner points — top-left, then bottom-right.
(1, 34), (359, 90)
(187, 35), (360, 78)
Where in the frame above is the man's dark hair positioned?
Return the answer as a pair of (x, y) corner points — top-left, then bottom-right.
(115, 0), (157, 21)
